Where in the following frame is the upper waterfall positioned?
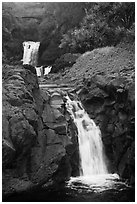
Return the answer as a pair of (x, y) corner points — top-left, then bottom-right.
(66, 95), (108, 176)
(22, 41), (40, 67)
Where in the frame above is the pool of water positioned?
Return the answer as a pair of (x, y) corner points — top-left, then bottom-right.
(3, 175), (135, 202)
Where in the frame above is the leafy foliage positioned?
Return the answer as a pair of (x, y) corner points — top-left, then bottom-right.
(2, 2), (135, 65)
(38, 2), (87, 64)
(60, 2), (135, 53)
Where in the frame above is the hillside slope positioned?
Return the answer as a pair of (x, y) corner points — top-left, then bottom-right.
(46, 40), (134, 86)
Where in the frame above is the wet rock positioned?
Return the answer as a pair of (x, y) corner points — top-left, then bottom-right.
(10, 119), (36, 152)
(58, 134), (72, 147)
(23, 64), (36, 74)
(40, 90), (50, 102)
(2, 174), (34, 196)
(54, 122), (67, 135)
(104, 98), (115, 107)
(30, 144), (66, 184)
(77, 87), (89, 99)
(22, 105), (38, 126)
(2, 139), (16, 167)
(45, 129), (61, 145)
(52, 108), (65, 122)
(107, 124), (115, 133)
(118, 111), (127, 121)
(50, 92), (64, 106)
(52, 155), (72, 183)
(118, 142), (134, 180)
(66, 144), (80, 177)
(128, 83), (135, 107)
(113, 122), (128, 138)
(42, 104), (55, 123)
(118, 150), (129, 177)
(2, 116), (10, 140)
(78, 72), (135, 183)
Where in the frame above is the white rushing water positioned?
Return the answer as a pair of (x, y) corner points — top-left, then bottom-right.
(22, 41), (40, 67)
(66, 95), (108, 176)
(22, 41), (52, 76)
(65, 95), (122, 191)
(44, 66), (52, 75)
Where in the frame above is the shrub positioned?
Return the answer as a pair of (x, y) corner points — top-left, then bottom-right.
(60, 2), (135, 53)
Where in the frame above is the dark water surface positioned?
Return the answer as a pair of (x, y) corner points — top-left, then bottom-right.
(3, 182), (135, 202)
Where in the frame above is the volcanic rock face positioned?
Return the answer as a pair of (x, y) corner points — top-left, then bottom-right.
(47, 41), (135, 185)
(77, 73), (135, 184)
(2, 65), (79, 197)
(2, 41), (135, 197)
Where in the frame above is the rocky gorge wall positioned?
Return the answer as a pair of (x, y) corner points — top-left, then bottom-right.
(2, 65), (79, 197)
(47, 41), (135, 185)
(2, 40), (135, 198)
(77, 73), (135, 185)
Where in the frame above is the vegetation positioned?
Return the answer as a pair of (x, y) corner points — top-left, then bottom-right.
(60, 2), (135, 53)
(2, 2), (135, 67)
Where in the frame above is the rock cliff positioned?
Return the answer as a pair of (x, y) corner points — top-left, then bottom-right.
(43, 41), (135, 184)
(2, 64), (79, 197)
(3, 41), (135, 198)
(77, 73), (134, 184)
(71, 42), (135, 184)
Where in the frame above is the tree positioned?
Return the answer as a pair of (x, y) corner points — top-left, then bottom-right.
(38, 2), (88, 64)
(59, 2), (135, 53)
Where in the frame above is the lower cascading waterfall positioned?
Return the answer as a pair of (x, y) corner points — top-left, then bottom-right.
(65, 95), (122, 191)
(66, 95), (108, 176)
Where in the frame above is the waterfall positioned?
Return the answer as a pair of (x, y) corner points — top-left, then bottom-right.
(44, 66), (52, 75)
(66, 95), (122, 192)
(22, 41), (40, 67)
(22, 41), (52, 76)
(66, 95), (108, 176)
